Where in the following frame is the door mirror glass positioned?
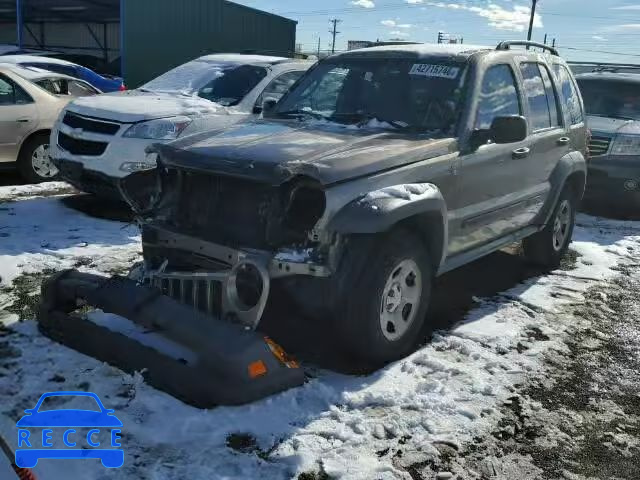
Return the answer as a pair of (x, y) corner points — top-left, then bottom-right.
(489, 115), (528, 144)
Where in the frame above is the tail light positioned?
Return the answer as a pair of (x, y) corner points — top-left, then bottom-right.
(119, 83), (126, 91)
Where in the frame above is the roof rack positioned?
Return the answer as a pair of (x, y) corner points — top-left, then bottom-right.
(496, 41), (559, 56)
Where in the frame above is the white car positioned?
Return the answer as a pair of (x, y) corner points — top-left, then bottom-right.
(0, 64), (100, 183)
(50, 54), (313, 198)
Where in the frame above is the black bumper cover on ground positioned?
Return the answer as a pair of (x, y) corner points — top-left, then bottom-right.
(37, 270), (305, 407)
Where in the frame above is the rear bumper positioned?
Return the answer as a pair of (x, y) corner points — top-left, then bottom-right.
(38, 270), (305, 406)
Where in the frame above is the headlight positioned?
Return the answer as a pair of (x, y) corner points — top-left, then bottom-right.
(123, 116), (192, 140)
(610, 135), (640, 156)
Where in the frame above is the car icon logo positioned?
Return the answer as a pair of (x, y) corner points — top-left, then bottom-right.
(15, 391), (124, 468)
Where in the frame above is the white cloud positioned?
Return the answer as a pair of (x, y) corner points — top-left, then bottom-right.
(604, 23), (640, 31)
(405, 0), (424, 3)
(611, 4), (640, 10)
(414, 2), (543, 32)
(592, 35), (607, 41)
(351, 0), (375, 8)
(381, 19), (412, 28)
(389, 30), (410, 37)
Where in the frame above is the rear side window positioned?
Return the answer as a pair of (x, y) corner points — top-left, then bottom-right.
(539, 65), (561, 127)
(519, 63), (556, 131)
(475, 64), (522, 130)
(555, 65), (584, 125)
(256, 70), (304, 106)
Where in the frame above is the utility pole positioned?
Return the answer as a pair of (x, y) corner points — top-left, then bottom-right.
(543, 33), (548, 45)
(552, 38), (556, 48)
(317, 37), (321, 57)
(527, 0), (538, 42)
(329, 19), (341, 54)
(437, 31), (445, 44)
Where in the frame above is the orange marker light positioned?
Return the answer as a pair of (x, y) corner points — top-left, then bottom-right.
(248, 360), (268, 378)
(264, 337), (299, 369)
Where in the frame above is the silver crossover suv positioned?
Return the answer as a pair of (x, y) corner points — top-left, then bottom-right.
(50, 54), (312, 198)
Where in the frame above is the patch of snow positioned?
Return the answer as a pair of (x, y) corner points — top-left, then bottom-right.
(87, 310), (198, 365)
(362, 183), (438, 203)
(1, 185), (640, 480)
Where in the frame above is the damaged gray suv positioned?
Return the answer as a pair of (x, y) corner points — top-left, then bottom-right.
(118, 42), (588, 365)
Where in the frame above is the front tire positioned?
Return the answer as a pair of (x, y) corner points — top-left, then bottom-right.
(523, 186), (576, 269)
(337, 229), (433, 365)
(18, 133), (58, 183)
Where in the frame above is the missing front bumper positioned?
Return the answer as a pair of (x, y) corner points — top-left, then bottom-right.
(37, 270), (305, 407)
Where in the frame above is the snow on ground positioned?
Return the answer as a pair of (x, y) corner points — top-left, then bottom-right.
(0, 190), (140, 285)
(0, 183), (639, 479)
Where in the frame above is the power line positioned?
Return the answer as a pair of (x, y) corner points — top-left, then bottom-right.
(557, 46), (640, 58)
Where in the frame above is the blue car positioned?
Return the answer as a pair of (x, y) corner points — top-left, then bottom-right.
(0, 55), (124, 92)
(16, 391), (124, 468)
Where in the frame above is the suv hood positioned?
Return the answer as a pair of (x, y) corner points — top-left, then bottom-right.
(67, 90), (227, 123)
(153, 119), (457, 186)
(588, 115), (640, 136)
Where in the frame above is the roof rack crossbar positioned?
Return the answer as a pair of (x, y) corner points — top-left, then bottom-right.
(496, 41), (559, 57)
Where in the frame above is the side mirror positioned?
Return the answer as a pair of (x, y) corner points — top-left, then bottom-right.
(489, 115), (528, 144)
(261, 97), (279, 117)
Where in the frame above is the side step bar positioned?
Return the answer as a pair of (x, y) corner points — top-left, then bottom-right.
(37, 270), (304, 407)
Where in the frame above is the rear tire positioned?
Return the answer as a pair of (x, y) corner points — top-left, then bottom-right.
(336, 229), (433, 365)
(17, 133), (58, 183)
(523, 186), (576, 269)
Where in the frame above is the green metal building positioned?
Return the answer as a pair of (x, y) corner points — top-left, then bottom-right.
(0, 0), (297, 87)
(122, 0), (297, 87)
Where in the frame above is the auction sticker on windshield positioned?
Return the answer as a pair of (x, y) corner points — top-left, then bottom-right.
(409, 64), (460, 79)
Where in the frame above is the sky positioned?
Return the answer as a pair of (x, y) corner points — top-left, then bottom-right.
(233, 0), (640, 63)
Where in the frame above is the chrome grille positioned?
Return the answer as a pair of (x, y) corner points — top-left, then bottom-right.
(150, 272), (223, 317)
(589, 135), (612, 157)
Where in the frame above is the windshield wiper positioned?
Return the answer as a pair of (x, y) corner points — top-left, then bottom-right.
(276, 109), (328, 120)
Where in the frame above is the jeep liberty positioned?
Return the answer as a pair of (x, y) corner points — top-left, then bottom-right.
(120, 42), (588, 365)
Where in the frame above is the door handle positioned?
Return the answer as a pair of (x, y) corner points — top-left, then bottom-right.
(557, 137), (570, 146)
(512, 147), (530, 159)
(16, 118), (31, 123)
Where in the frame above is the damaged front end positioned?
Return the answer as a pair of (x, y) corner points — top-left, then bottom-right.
(119, 149), (334, 329)
(37, 148), (335, 406)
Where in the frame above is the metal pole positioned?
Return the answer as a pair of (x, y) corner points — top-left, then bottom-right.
(527, 0), (538, 42)
(329, 19), (341, 54)
(16, 0), (23, 48)
(317, 37), (321, 57)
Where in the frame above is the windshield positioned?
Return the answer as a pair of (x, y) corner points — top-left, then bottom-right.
(142, 60), (268, 106)
(275, 57), (467, 132)
(576, 78), (640, 121)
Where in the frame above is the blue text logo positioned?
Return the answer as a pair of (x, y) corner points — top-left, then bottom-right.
(15, 391), (124, 468)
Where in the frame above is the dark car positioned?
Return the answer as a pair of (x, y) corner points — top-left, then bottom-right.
(575, 72), (640, 214)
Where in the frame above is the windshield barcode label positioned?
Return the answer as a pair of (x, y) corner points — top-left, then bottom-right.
(409, 64), (460, 79)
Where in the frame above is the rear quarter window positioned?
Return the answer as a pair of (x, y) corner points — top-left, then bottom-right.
(554, 65), (584, 125)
